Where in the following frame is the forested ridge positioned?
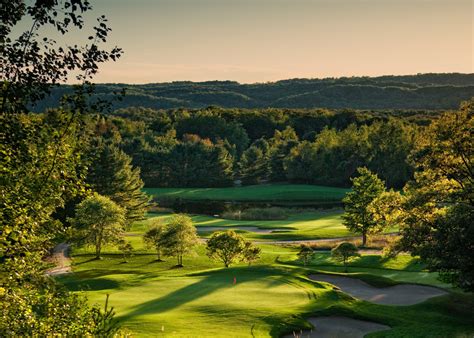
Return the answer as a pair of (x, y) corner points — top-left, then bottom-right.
(92, 106), (434, 189)
(33, 73), (474, 111)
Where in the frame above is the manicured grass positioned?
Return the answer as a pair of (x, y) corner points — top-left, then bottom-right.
(132, 210), (353, 241)
(132, 211), (398, 242)
(61, 245), (317, 337)
(60, 244), (474, 337)
(60, 210), (473, 337)
(279, 251), (451, 288)
(144, 184), (350, 202)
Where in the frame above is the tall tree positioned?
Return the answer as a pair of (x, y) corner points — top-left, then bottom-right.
(87, 140), (150, 225)
(239, 145), (269, 185)
(385, 102), (474, 290)
(1, 0), (123, 332)
(70, 194), (125, 260)
(269, 126), (299, 181)
(160, 214), (198, 266)
(168, 135), (234, 187)
(342, 167), (386, 246)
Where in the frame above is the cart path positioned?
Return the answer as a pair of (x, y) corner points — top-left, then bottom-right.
(45, 243), (72, 276)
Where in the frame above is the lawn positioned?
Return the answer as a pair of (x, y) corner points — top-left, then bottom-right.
(131, 210), (398, 242)
(131, 210), (352, 241)
(60, 243), (474, 337)
(278, 251), (450, 288)
(61, 245), (317, 337)
(144, 184), (350, 202)
(59, 208), (472, 337)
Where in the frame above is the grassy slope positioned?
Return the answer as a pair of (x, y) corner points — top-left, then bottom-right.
(62, 236), (474, 337)
(62, 245), (316, 337)
(144, 184), (350, 202)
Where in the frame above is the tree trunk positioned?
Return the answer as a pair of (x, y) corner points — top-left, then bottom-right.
(95, 229), (103, 259)
(362, 232), (367, 247)
(95, 243), (101, 259)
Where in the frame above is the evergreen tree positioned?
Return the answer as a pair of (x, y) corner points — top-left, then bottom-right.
(87, 141), (150, 225)
(169, 135), (234, 187)
(269, 127), (299, 181)
(239, 146), (268, 185)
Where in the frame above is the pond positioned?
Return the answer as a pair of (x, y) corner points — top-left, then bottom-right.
(157, 198), (343, 215)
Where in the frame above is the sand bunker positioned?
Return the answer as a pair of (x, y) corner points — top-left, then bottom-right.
(285, 316), (390, 338)
(309, 274), (447, 306)
(196, 226), (288, 233)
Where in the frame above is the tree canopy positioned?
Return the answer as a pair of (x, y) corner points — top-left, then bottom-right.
(70, 194), (126, 259)
(159, 214), (198, 267)
(342, 167), (386, 246)
(86, 140), (149, 225)
(206, 230), (260, 267)
(382, 101), (474, 291)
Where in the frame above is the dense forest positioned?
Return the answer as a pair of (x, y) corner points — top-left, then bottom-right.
(91, 106), (429, 189)
(33, 73), (474, 111)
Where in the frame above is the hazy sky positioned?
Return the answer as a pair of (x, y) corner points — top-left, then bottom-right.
(55, 0), (474, 83)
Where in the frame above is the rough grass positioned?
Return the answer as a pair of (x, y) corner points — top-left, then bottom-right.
(144, 184), (349, 202)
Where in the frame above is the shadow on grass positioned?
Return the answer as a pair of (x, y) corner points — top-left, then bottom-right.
(74, 257), (99, 265)
(121, 266), (289, 320)
(62, 277), (120, 291)
(146, 259), (166, 264)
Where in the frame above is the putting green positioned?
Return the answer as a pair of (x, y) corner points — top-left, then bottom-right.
(81, 268), (319, 337)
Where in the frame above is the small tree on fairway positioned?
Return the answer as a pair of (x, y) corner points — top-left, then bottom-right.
(297, 245), (314, 266)
(143, 222), (167, 261)
(117, 240), (134, 263)
(242, 241), (262, 266)
(206, 230), (260, 267)
(207, 231), (245, 267)
(342, 167), (386, 246)
(160, 214), (198, 267)
(70, 194), (125, 259)
(331, 242), (360, 272)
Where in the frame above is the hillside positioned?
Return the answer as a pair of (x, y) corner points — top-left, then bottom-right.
(33, 73), (474, 111)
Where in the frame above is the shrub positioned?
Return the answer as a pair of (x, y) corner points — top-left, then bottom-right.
(222, 207), (288, 220)
(331, 242), (360, 272)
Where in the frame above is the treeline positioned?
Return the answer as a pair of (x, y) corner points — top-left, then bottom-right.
(32, 73), (474, 112)
(94, 106), (427, 188)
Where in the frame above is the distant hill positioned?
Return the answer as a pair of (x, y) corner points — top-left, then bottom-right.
(33, 73), (474, 111)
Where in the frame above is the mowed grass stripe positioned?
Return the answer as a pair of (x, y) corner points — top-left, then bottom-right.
(144, 184), (350, 202)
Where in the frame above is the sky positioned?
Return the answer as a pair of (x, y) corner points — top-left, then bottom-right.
(35, 0), (474, 83)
